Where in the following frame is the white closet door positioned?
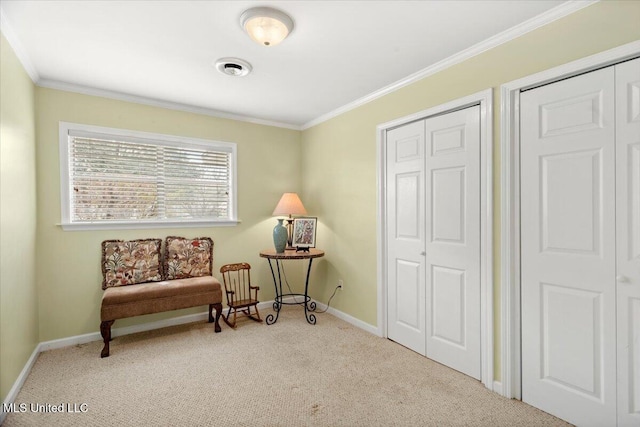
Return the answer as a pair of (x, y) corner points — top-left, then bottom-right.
(520, 67), (617, 426)
(616, 57), (640, 427)
(386, 120), (427, 355)
(424, 106), (481, 380)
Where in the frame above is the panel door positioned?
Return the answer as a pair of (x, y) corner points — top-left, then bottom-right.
(386, 120), (427, 355)
(424, 106), (481, 380)
(520, 67), (617, 426)
(616, 57), (640, 427)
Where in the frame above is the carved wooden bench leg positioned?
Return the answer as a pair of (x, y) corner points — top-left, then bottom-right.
(100, 320), (115, 358)
(209, 303), (223, 333)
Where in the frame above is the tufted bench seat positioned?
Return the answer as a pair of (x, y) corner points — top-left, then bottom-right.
(99, 237), (223, 358)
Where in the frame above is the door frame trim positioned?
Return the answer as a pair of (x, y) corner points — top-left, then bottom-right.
(376, 88), (494, 390)
(499, 39), (640, 400)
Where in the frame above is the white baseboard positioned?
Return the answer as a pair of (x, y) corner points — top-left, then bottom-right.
(0, 344), (40, 424)
(38, 331), (101, 353)
(314, 301), (380, 336)
(38, 312), (211, 352)
(111, 312), (210, 338)
(493, 380), (503, 396)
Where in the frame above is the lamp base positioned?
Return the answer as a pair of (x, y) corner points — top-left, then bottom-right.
(286, 217), (294, 249)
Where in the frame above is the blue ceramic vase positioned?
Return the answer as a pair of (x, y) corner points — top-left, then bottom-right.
(273, 219), (287, 253)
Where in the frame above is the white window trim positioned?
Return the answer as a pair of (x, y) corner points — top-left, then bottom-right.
(58, 122), (239, 231)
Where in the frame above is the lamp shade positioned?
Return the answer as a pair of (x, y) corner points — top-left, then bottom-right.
(272, 193), (307, 217)
(240, 7), (294, 47)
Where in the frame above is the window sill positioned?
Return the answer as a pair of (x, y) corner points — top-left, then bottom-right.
(58, 219), (241, 231)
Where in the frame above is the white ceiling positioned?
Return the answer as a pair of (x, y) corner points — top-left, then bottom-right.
(1, 0), (576, 129)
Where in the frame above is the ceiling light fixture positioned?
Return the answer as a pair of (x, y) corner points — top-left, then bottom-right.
(240, 7), (294, 47)
(214, 57), (252, 77)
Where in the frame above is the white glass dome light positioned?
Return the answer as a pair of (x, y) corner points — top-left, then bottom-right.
(240, 7), (294, 47)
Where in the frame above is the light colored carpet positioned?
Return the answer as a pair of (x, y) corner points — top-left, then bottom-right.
(3, 307), (570, 426)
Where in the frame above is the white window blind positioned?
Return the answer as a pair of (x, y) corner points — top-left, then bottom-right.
(59, 122), (238, 230)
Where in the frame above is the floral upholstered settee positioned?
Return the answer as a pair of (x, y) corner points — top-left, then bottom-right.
(99, 236), (223, 357)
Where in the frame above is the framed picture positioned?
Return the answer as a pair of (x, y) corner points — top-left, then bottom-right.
(292, 217), (317, 249)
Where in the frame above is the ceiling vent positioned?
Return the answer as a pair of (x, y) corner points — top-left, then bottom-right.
(214, 58), (252, 77)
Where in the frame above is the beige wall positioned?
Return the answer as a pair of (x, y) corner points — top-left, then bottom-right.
(0, 33), (39, 401)
(35, 88), (302, 341)
(300, 0), (640, 380)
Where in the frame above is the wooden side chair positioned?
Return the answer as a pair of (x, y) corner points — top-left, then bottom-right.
(219, 262), (262, 328)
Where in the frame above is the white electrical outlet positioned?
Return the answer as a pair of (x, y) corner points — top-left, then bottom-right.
(338, 279), (344, 290)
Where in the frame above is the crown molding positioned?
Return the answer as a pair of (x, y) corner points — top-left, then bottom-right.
(37, 79), (302, 131)
(2, 1), (598, 132)
(301, 0), (598, 130)
(0, 6), (40, 82)
(1, 3), (300, 130)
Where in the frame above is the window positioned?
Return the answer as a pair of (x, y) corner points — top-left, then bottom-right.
(59, 122), (238, 230)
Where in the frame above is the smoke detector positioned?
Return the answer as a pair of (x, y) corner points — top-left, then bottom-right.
(214, 58), (252, 77)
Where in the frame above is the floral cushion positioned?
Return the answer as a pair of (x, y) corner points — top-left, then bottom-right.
(101, 239), (162, 289)
(164, 236), (213, 280)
